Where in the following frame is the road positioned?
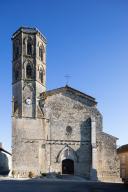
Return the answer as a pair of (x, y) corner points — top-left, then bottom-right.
(0, 179), (127, 192)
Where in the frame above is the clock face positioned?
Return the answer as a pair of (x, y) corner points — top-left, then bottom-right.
(25, 98), (31, 105)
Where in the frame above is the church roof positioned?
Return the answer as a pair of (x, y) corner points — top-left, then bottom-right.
(0, 147), (11, 156)
(101, 132), (118, 140)
(117, 144), (128, 153)
(41, 85), (97, 105)
(12, 26), (47, 43)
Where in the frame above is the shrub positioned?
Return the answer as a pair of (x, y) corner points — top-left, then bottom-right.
(41, 172), (47, 177)
(12, 170), (15, 178)
(28, 171), (34, 178)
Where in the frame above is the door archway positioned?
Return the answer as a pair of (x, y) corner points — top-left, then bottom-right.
(62, 159), (74, 174)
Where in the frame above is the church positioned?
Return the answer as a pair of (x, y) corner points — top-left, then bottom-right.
(12, 27), (120, 182)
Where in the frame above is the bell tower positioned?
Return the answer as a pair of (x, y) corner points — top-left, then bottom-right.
(12, 27), (46, 118)
(12, 27), (47, 177)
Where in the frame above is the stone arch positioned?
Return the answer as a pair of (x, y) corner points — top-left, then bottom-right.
(56, 145), (78, 163)
(27, 42), (32, 55)
(39, 45), (43, 61)
(62, 159), (74, 175)
(23, 36), (34, 55)
(39, 66), (44, 83)
(39, 68), (43, 83)
(23, 37), (27, 45)
(23, 59), (33, 69)
(38, 42), (45, 61)
(23, 84), (33, 105)
(23, 83), (34, 92)
(24, 59), (33, 79)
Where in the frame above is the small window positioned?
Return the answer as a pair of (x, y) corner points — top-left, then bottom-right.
(39, 68), (43, 83)
(27, 42), (32, 55)
(39, 46), (43, 61)
(26, 64), (32, 79)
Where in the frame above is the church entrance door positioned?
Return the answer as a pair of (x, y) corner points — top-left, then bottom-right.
(62, 159), (74, 174)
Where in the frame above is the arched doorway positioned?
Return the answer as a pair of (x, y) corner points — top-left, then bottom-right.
(62, 159), (74, 174)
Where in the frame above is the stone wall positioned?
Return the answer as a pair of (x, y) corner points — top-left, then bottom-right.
(12, 87), (120, 181)
(44, 91), (102, 178)
(12, 117), (45, 177)
(96, 132), (120, 182)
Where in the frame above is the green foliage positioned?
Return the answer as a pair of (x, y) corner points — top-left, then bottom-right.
(41, 172), (47, 177)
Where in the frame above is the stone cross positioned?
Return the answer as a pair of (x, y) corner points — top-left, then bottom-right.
(64, 74), (71, 86)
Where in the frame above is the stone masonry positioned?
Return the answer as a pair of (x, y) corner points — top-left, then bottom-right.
(12, 27), (120, 181)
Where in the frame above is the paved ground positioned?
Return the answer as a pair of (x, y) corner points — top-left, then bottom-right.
(0, 178), (127, 192)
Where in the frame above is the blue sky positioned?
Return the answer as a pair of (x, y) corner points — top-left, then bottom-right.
(0, 0), (128, 151)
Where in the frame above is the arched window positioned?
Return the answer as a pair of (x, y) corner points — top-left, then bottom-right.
(39, 46), (43, 61)
(26, 64), (32, 79)
(39, 68), (43, 83)
(27, 42), (32, 55)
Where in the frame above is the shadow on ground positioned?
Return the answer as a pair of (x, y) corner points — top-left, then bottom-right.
(0, 178), (128, 192)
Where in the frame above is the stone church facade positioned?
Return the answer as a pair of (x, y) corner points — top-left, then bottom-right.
(12, 27), (120, 181)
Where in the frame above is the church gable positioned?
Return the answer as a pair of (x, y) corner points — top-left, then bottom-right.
(43, 86), (99, 142)
(42, 85), (103, 141)
(43, 85), (97, 107)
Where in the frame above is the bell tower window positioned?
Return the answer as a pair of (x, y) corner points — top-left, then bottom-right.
(39, 68), (43, 83)
(39, 46), (43, 61)
(26, 64), (32, 79)
(27, 42), (32, 55)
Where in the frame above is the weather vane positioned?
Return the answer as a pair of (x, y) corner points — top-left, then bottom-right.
(64, 74), (71, 86)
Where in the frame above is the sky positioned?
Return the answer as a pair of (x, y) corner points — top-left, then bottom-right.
(0, 0), (128, 151)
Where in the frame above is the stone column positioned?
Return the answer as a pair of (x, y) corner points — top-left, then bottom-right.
(46, 118), (51, 173)
(90, 116), (98, 180)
